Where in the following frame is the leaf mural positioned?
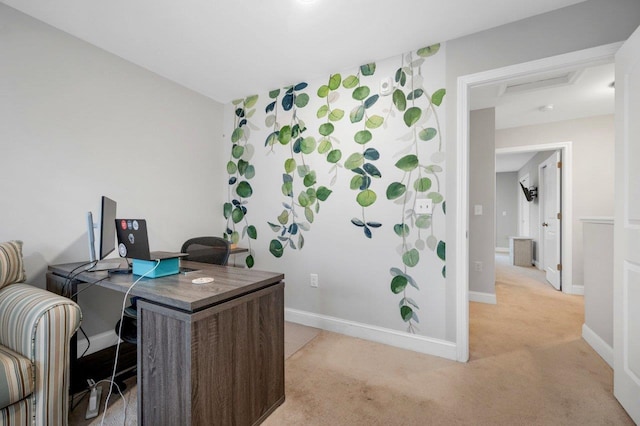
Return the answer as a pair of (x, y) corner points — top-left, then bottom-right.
(386, 43), (446, 332)
(232, 43), (445, 335)
(267, 82), (332, 258)
(224, 94), (259, 268)
(343, 62), (386, 239)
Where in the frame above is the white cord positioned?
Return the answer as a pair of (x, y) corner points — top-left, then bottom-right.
(94, 379), (127, 424)
(100, 260), (161, 426)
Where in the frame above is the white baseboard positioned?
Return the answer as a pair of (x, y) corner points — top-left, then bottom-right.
(582, 324), (613, 368)
(534, 260), (541, 269)
(77, 330), (119, 357)
(285, 308), (457, 361)
(570, 285), (584, 295)
(469, 291), (497, 304)
(495, 247), (509, 253)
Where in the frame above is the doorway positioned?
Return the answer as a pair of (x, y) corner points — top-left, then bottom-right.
(455, 42), (621, 362)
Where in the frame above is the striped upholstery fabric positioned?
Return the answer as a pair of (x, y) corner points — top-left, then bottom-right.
(0, 345), (33, 409)
(0, 241), (26, 290)
(0, 283), (82, 426)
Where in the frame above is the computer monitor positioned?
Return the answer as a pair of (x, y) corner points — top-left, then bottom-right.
(99, 196), (117, 259)
(86, 196), (121, 271)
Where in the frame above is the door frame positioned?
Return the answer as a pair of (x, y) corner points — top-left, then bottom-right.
(455, 42), (622, 362)
(538, 150), (563, 290)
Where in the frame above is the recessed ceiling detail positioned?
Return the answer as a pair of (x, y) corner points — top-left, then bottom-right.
(498, 70), (582, 96)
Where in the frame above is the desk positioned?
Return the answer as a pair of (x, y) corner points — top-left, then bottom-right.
(47, 261), (285, 426)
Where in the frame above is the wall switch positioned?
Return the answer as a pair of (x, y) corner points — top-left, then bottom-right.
(474, 205), (483, 215)
(415, 199), (433, 215)
(474, 261), (483, 272)
(310, 273), (319, 288)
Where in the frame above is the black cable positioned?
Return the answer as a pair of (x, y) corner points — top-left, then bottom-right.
(61, 260), (98, 298)
(78, 326), (91, 358)
(70, 276), (110, 299)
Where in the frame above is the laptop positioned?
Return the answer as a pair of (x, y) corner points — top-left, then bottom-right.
(115, 219), (187, 261)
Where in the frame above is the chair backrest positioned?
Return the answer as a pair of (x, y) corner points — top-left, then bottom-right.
(180, 237), (231, 265)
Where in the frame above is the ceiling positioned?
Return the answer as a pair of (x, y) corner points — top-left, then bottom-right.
(473, 61), (614, 173)
(471, 62), (615, 130)
(1, 0), (588, 103)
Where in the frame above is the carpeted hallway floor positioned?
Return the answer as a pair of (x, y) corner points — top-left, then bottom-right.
(71, 254), (634, 425)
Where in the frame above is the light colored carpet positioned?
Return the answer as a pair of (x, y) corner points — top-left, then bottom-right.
(70, 255), (633, 425)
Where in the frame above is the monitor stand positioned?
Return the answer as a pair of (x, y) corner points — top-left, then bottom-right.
(86, 260), (124, 272)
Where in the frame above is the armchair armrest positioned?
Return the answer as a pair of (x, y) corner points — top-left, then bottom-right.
(0, 283), (81, 425)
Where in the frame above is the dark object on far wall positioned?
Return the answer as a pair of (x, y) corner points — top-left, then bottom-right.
(181, 236), (231, 265)
(520, 182), (538, 202)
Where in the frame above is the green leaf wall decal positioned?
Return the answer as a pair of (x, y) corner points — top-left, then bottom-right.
(437, 241), (446, 261)
(354, 130), (373, 144)
(402, 249), (419, 267)
(395, 155), (419, 171)
(232, 207), (244, 223)
(247, 225), (257, 239)
(413, 177), (432, 192)
(343, 75), (359, 89)
(416, 44), (440, 57)
(319, 123), (335, 136)
(365, 115), (384, 129)
(403, 107), (422, 127)
(400, 305), (413, 322)
(329, 109), (345, 121)
(295, 93), (310, 108)
(360, 63), (376, 76)
(391, 275), (408, 294)
(269, 240), (284, 258)
(419, 128), (437, 141)
(432, 88), (446, 106)
(284, 158), (297, 173)
(316, 186), (332, 201)
(327, 149), (342, 163)
(386, 182), (406, 200)
(344, 153), (364, 170)
(353, 86), (371, 101)
(356, 189), (377, 207)
(350, 105), (366, 123)
(236, 181), (253, 198)
(328, 74), (342, 90)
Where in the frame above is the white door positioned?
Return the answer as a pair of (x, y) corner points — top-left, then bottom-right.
(519, 174), (530, 237)
(540, 152), (561, 290)
(613, 24), (640, 424)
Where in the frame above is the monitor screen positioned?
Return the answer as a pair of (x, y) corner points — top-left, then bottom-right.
(99, 196), (117, 259)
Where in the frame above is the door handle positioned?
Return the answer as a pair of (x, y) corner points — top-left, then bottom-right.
(542, 222), (548, 227)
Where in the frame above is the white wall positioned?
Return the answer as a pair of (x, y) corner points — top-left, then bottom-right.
(496, 115), (615, 289)
(496, 172), (518, 249)
(469, 108), (496, 296)
(0, 4), (225, 337)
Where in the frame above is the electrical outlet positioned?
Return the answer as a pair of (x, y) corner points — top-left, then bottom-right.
(415, 199), (433, 215)
(310, 273), (319, 288)
(474, 261), (483, 272)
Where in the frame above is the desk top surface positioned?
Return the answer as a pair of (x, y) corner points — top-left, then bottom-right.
(48, 260), (284, 312)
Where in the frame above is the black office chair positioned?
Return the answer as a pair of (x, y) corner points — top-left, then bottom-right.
(181, 236), (231, 265)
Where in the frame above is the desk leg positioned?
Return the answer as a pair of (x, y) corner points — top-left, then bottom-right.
(137, 282), (285, 426)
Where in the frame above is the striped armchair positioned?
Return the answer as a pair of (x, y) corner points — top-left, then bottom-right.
(0, 241), (81, 426)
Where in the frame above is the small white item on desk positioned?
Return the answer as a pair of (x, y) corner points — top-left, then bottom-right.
(192, 277), (214, 284)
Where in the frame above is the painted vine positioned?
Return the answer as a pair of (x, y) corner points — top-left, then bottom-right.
(266, 83), (333, 258)
(223, 95), (259, 268)
(386, 44), (446, 331)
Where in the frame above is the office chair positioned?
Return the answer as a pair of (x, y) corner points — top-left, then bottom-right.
(181, 236), (231, 265)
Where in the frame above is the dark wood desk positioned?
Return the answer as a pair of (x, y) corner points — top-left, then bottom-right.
(47, 261), (285, 426)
